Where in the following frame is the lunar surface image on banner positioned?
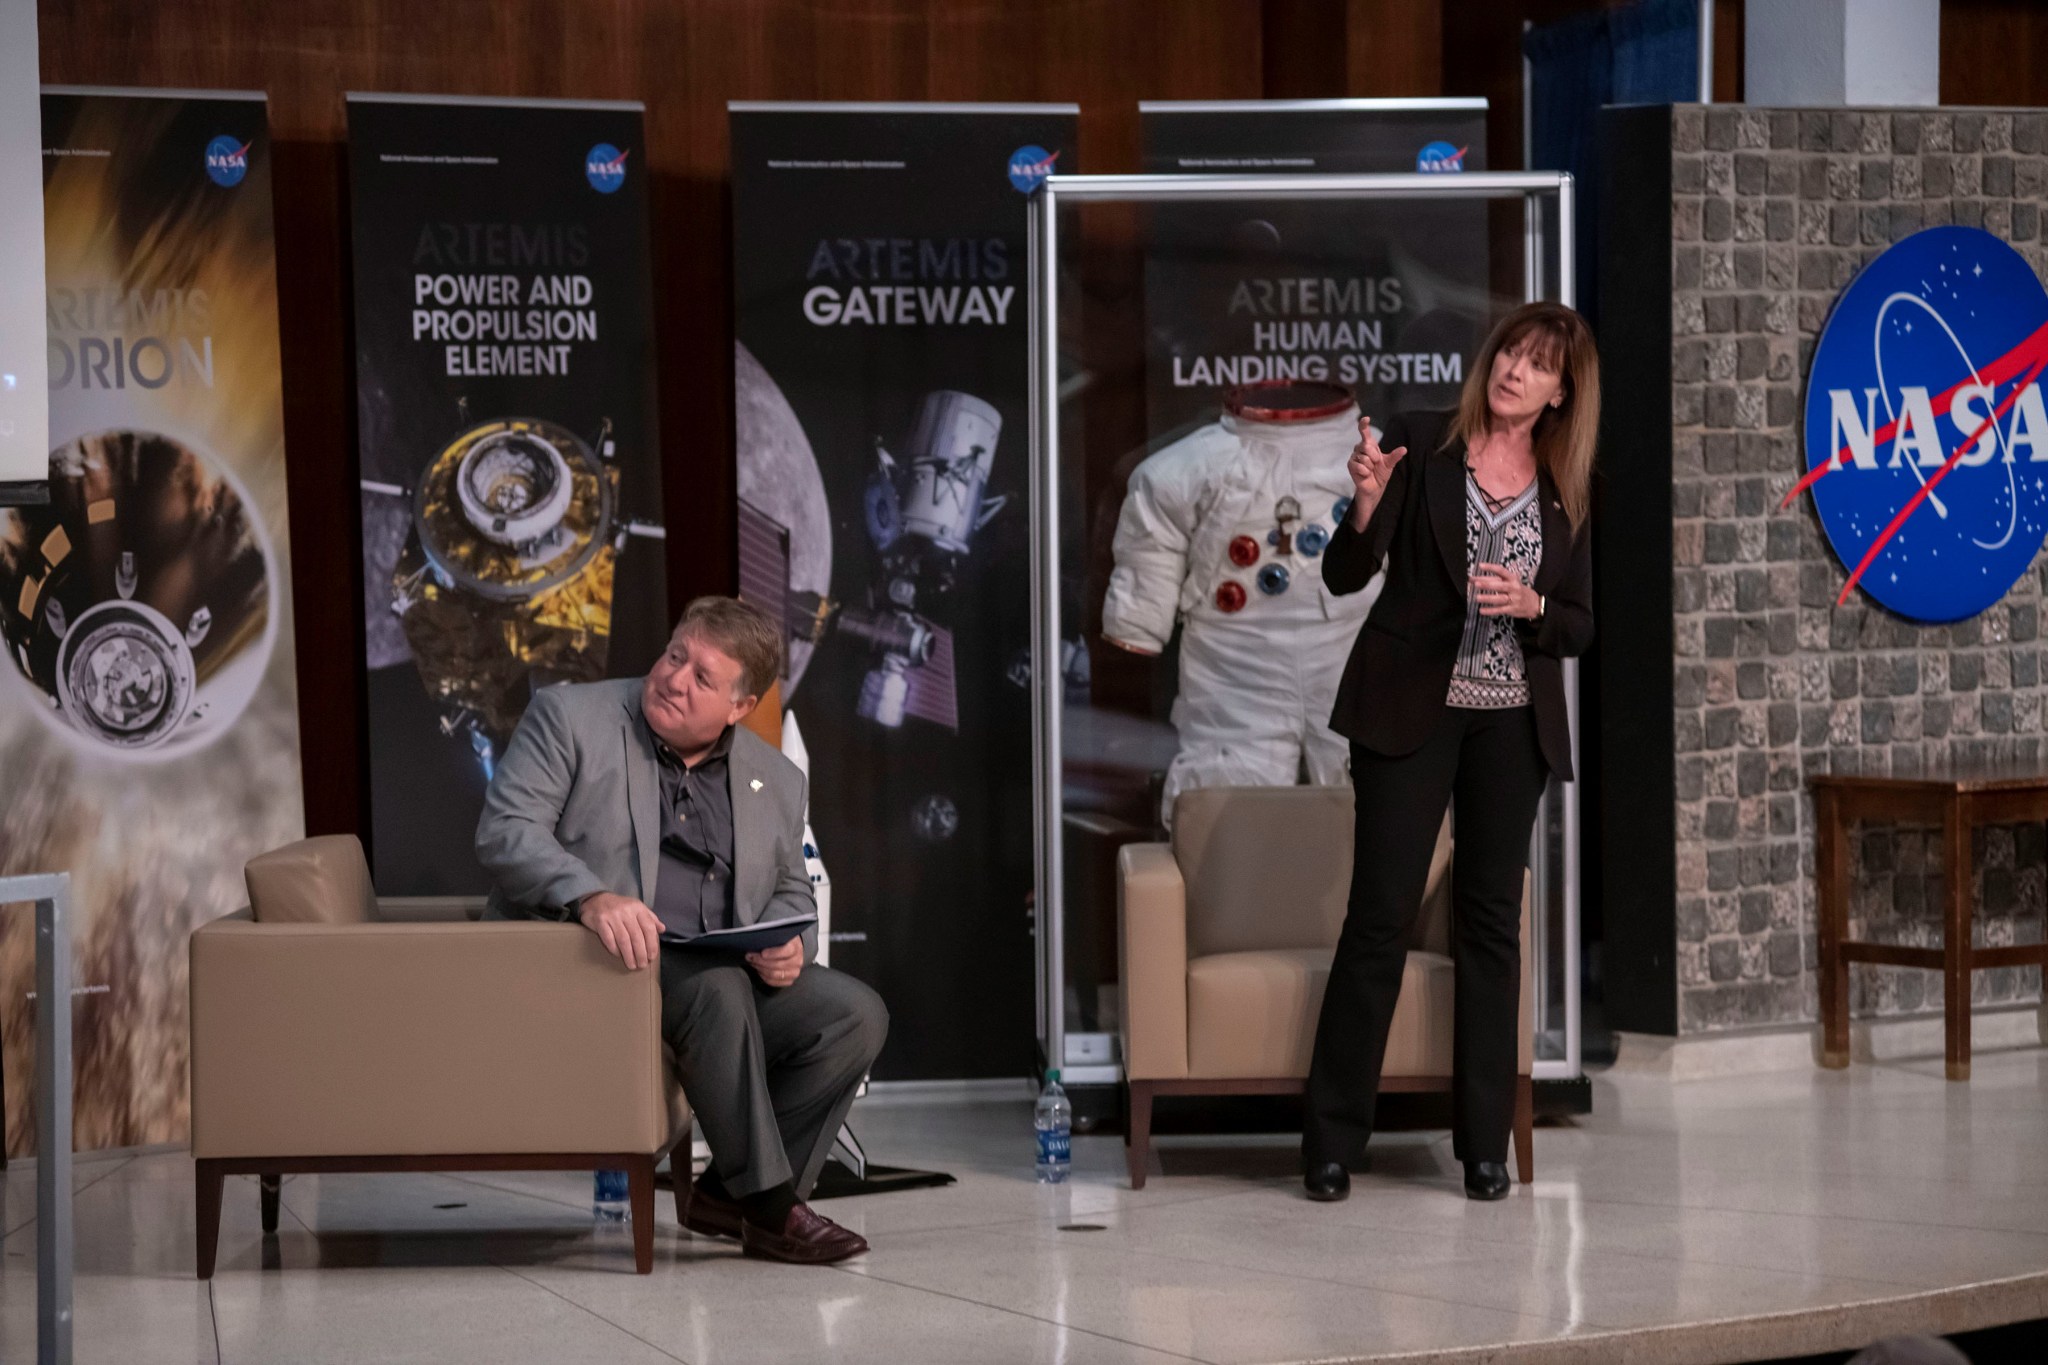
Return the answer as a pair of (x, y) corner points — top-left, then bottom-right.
(348, 95), (666, 897)
(0, 91), (303, 1156)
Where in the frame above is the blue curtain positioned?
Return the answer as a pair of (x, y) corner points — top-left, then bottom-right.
(1525, 0), (1701, 325)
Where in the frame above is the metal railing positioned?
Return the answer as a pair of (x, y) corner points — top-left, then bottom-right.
(2, 871), (74, 1364)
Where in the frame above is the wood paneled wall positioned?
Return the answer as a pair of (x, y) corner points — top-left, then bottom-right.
(33, 0), (2044, 840)
(1943, 0), (2048, 109)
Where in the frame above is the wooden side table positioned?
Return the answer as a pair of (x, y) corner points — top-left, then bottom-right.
(1811, 772), (2048, 1080)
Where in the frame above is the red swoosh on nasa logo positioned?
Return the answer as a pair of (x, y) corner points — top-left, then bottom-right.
(1834, 353), (2048, 605)
(1782, 318), (2048, 508)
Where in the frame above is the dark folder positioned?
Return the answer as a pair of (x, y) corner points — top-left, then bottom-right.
(660, 913), (816, 955)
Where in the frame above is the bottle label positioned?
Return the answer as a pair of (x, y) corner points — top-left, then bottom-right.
(1036, 1128), (1071, 1164)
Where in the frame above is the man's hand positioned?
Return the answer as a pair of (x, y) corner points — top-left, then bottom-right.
(746, 935), (804, 988)
(578, 891), (664, 970)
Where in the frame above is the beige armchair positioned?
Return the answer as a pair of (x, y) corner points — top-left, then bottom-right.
(188, 835), (689, 1277)
(1118, 785), (1533, 1189)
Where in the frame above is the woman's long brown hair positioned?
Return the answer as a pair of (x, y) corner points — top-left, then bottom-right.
(1444, 301), (1600, 531)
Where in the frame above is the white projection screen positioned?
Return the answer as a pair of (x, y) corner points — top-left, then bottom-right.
(0, 0), (50, 499)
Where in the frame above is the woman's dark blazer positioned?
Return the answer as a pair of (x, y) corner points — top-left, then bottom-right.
(1323, 409), (1594, 782)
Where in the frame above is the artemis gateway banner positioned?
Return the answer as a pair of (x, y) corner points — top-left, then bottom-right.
(2, 89), (303, 1155)
(347, 94), (667, 897)
(729, 103), (1077, 1079)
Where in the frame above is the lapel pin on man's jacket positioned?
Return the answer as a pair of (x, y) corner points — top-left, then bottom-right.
(750, 778), (764, 791)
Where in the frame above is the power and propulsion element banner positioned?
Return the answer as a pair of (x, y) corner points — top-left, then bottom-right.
(729, 103), (1076, 1080)
(1140, 100), (1490, 439)
(347, 95), (666, 896)
(2, 89), (303, 1155)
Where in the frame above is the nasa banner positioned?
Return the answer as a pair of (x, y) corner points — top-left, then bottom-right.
(729, 102), (1076, 1080)
(2, 90), (302, 1155)
(1140, 100), (1491, 439)
(1795, 226), (2048, 623)
(347, 95), (666, 896)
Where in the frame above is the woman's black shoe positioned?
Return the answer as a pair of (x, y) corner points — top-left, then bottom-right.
(1303, 1161), (1351, 1202)
(1463, 1161), (1511, 1201)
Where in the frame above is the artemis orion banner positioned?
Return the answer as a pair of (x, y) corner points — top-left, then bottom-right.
(2, 89), (303, 1155)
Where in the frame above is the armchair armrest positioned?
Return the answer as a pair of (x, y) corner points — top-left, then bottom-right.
(1118, 843), (1189, 1081)
(190, 919), (667, 1159)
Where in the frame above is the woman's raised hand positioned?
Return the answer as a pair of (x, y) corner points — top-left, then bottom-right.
(1346, 416), (1408, 525)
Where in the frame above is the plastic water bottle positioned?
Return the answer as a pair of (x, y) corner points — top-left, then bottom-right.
(592, 1169), (630, 1223)
(1035, 1068), (1072, 1183)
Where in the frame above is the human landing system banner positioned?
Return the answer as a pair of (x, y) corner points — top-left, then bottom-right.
(1141, 100), (1492, 441)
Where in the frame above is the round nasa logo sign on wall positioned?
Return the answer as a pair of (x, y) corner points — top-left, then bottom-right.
(585, 142), (628, 194)
(1799, 226), (2048, 623)
(203, 135), (250, 188)
(1007, 145), (1058, 194)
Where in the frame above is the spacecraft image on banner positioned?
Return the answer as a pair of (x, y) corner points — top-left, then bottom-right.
(741, 386), (1007, 735)
(364, 409), (658, 775)
(0, 428), (275, 760)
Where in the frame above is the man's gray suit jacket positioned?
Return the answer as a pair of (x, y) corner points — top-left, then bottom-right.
(475, 677), (818, 962)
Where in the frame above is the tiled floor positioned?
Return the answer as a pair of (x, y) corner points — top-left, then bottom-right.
(5, 1047), (2048, 1364)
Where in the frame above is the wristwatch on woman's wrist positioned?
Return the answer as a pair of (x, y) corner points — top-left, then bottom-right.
(1536, 593), (1547, 621)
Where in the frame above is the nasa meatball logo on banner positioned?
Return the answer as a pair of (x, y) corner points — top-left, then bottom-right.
(204, 134), (250, 187)
(1007, 144), (1058, 193)
(1794, 226), (2048, 623)
(585, 142), (628, 193)
(1415, 140), (1467, 173)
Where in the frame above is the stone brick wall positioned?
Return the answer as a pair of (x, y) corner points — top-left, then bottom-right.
(1666, 105), (2048, 1033)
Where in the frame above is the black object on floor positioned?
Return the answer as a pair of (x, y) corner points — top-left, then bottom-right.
(654, 1160), (955, 1200)
(808, 1159), (956, 1201)
(1752, 1316), (2048, 1364)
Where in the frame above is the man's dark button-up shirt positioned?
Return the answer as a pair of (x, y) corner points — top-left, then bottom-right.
(649, 723), (736, 937)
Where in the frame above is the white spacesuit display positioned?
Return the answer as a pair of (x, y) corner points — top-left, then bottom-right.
(1102, 388), (1383, 826)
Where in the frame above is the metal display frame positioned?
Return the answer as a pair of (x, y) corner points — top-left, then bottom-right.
(1, 871), (75, 1364)
(1027, 170), (1582, 1088)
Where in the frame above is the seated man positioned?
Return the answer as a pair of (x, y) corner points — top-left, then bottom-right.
(477, 594), (888, 1265)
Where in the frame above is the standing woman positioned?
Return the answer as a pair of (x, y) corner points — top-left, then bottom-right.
(1303, 302), (1598, 1203)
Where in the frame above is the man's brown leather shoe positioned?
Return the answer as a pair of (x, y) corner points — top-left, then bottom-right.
(680, 1181), (745, 1240)
(740, 1203), (869, 1265)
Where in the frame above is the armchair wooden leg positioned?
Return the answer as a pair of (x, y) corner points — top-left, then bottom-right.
(627, 1156), (656, 1274)
(260, 1174), (281, 1234)
(1126, 1082), (1154, 1190)
(195, 1159), (226, 1280)
(1513, 1075), (1534, 1185)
